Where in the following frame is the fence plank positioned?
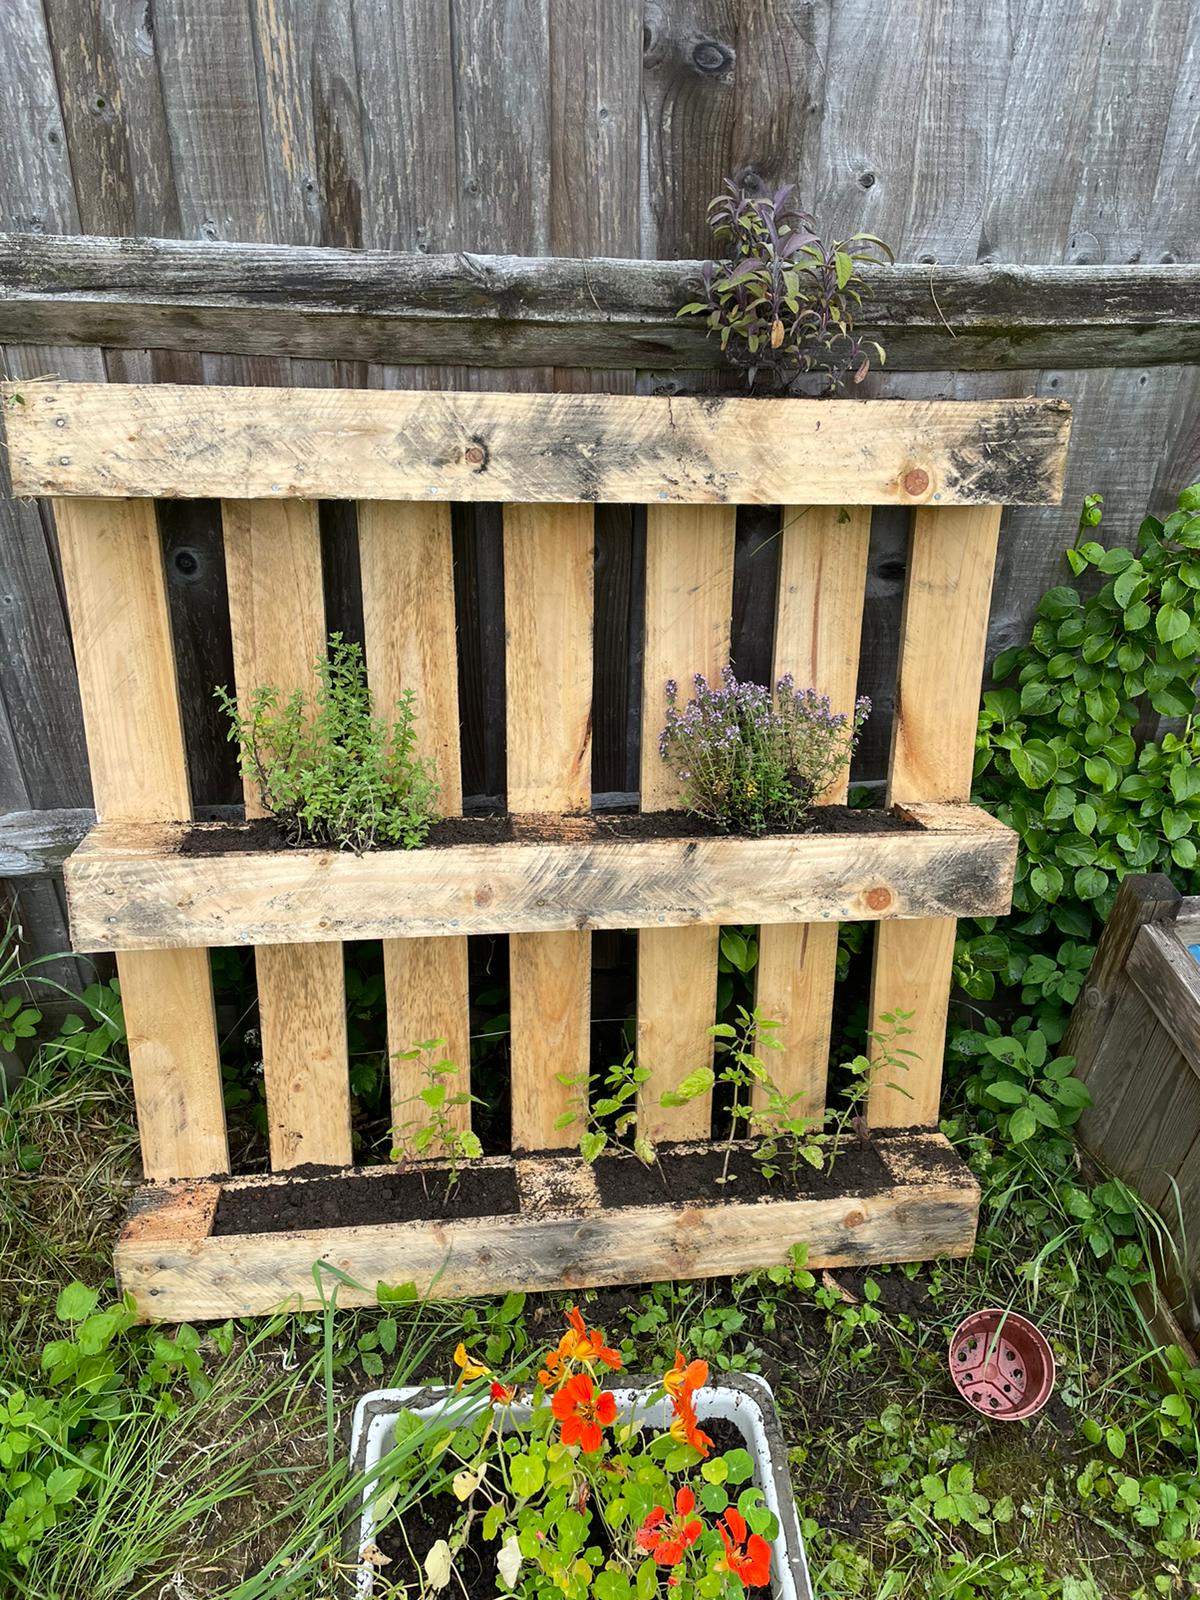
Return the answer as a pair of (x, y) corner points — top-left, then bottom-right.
(756, 507), (871, 1117)
(505, 504), (594, 1149)
(53, 497), (226, 1177)
(638, 504), (735, 1139)
(869, 504), (1002, 1127)
(221, 498), (350, 1169)
(358, 501), (472, 1138)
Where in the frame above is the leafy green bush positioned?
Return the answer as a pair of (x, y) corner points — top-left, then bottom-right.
(215, 632), (438, 852)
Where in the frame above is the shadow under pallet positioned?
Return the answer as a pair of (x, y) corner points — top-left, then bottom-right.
(115, 1131), (979, 1320)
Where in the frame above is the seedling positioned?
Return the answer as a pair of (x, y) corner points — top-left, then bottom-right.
(557, 1050), (657, 1167)
(389, 1039), (483, 1197)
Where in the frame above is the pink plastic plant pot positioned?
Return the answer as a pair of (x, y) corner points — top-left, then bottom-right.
(949, 1309), (1055, 1420)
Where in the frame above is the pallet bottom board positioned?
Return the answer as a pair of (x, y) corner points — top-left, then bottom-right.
(115, 1132), (979, 1320)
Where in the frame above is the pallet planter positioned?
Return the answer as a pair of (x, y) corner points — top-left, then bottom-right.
(3, 380), (1070, 1321)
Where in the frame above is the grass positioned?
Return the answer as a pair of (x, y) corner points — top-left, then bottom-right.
(1, 989), (1198, 1600)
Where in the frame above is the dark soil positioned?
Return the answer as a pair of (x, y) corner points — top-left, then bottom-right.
(593, 1137), (891, 1210)
(178, 804), (918, 856)
(374, 1411), (767, 1593)
(212, 1163), (518, 1237)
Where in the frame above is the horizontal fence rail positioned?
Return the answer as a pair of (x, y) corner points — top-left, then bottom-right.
(1, 234), (1198, 371)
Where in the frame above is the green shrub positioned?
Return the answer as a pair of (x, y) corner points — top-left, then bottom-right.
(215, 633), (438, 852)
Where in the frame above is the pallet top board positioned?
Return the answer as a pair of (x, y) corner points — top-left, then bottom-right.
(63, 803), (1017, 952)
(3, 382), (1071, 506)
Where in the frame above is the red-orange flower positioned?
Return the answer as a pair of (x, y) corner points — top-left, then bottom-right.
(664, 1351), (712, 1456)
(538, 1306), (623, 1388)
(550, 1372), (617, 1452)
(664, 1351), (708, 1401)
(636, 1485), (703, 1567)
(489, 1381), (514, 1406)
(717, 1507), (771, 1588)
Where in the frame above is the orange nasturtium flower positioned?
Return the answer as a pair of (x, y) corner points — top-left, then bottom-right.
(538, 1306), (623, 1389)
(664, 1351), (712, 1457)
(550, 1372), (617, 1452)
(489, 1381), (514, 1406)
(717, 1507), (771, 1589)
(636, 1485), (703, 1567)
(453, 1342), (491, 1390)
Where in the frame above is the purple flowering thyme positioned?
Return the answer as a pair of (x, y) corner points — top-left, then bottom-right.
(658, 665), (869, 833)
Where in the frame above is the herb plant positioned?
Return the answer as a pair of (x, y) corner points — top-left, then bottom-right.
(659, 667), (869, 834)
(389, 1040), (483, 1195)
(678, 180), (893, 391)
(373, 1307), (777, 1600)
(557, 1052), (657, 1167)
(215, 632), (438, 852)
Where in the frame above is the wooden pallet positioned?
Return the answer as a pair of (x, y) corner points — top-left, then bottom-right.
(3, 380), (1069, 1318)
(115, 1131), (978, 1320)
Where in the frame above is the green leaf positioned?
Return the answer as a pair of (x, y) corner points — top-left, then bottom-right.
(1008, 1106), (1038, 1143)
(580, 1130), (608, 1164)
(660, 1066), (715, 1107)
(1010, 740), (1058, 789)
(1074, 866), (1109, 900)
(55, 1282), (99, 1323)
(722, 1448), (755, 1485)
(1157, 604), (1189, 643)
(510, 1453), (546, 1498)
(1029, 863), (1064, 902)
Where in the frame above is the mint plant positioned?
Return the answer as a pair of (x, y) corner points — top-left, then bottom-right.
(679, 180), (893, 391)
(215, 632), (438, 852)
(659, 667), (869, 834)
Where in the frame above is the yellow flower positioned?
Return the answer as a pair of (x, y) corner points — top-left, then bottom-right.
(453, 1341), (491, 1390)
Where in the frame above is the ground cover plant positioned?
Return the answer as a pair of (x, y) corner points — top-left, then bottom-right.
(659, 667), (870, 834)
(1, 485), (1198, 1598)
(216, 631), (439, 852)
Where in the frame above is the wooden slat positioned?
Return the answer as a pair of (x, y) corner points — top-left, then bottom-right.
(1067, 873), (1182, 1074)
(5, 384), (1072, 507)
(504, 504), (594, 1149)
(52, 497), (226, 1178)
(3, 236), (1200, 373)
(1128, 922), (1200, 1077)
(756, 507), (871, 1119)
(113, 1130), (978, 1319)
(65, 805), (1016, 951)
(357, 501), (471, 1135)
(869, 505), (1004, 1128)
(638, 505), (735, 1140)
(221, 499), (350, 1170)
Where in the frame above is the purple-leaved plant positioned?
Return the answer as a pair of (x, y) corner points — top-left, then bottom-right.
(658, 666), (869, 834)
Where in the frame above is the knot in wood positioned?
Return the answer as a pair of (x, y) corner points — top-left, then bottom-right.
(903, 468), (930, 497)
(465, 444), (486, 466)
(865, 886), (892, 911)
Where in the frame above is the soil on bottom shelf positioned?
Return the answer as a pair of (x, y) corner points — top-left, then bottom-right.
(592, 1138), (891, 1211)
(373, 1416), (768, 1594)
(208, 1135), (907, 1238)
(211, 1163), (519, 1237)
(178, 804), (919, 856)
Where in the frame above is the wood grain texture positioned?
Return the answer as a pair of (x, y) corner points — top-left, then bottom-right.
(3, 235), (1200, 369)
(357, 500), (471, 1131)
(63, 805), (1016, 951)
(52, 497), (226, 1177)
(756, 507), (871, 1116)
(221, 497), (351, 1170)
(637, 504), (735, 1138)
(869, 505), (1004, 1129)
(113, 1130), (979, 1319)
(505, 504), (595, 1148)
(1128, 923), (1200, 1077)
(1068, 874), (1182, 1076)
(4, 384), (1073, 507)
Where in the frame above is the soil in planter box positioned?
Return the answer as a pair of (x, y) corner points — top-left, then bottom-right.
(592, 1136), (892, 1211)
(374, 1415), (768, 1594)
(211, 1162), (518, 1237)
(179, 804), (919, 855)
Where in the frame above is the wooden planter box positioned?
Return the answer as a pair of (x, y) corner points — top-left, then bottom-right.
(1070, 876), (1200, 1345)
(2, 381), (1070, 1319)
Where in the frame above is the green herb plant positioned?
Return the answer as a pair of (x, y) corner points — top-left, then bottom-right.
(215, 631), (438, 852)
(678, 179), (893, 391)
(389, 1040), (483, 1197)
(557, 1051), (657, 1168)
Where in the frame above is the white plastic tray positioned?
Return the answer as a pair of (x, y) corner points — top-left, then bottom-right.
(349, 1372), (813, 1600)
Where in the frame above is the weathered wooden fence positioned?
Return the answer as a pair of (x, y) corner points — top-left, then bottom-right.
(2, 0), (1199, 970)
